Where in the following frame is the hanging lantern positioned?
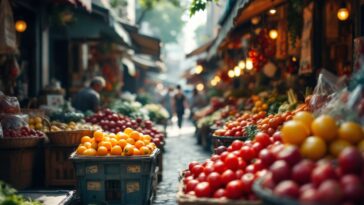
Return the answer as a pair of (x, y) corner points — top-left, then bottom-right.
(337, 2), (349, 21)
(15, 20), (27, 33)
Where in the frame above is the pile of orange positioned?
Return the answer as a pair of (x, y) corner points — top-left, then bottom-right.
(251, 96), (268, 113)
(76, 128), (157, 156)
(281, 111), (364, 160)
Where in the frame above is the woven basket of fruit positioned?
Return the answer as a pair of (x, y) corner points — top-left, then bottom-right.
(0, 136), (44, 149)
(47, 130), (93, 146)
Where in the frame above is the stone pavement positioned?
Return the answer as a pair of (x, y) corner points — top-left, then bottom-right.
(152, 121), (211, 205)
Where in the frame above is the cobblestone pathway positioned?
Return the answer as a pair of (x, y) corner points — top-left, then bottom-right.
(152, 121), (211, 205)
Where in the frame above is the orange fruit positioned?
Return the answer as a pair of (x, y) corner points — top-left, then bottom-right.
(123, 144), (135, 156)
(357, 140), (364, 152)
(103, 136), (110, 142)
(94, 130), (104, 142)
(117, 132), (128, 140)
(293, 111), (314, 132)
(111, 145), (122, 155)
(126, 138), (135, 145)
(97, 146), (108, 156)
(124, 128), (134, 135)
(142, 135), (152, 143)
(99, 141), (112, 150)
(133, 148), (141, 155)
(81, 136), (92, 143)
(108, 133), (116, 139)
(135, 140), (145, 149)
(130, 131), (141, 141)
(118, 139), (127, 148)
(91, 141), (98, 149)
(76, 145), (87, 155)
(140, 146), (151, 155)
(84, 141), (92, 148)
(281, 121), (309, 145)
(110, 138), (118, 146)
(338, 122), (364, 144)
(146, 144), (155, 152)
(330, 139), (352, 157)
(311, 115), (338, 142)
(83, 148), (97, 156)
(300, 136), (327, 160)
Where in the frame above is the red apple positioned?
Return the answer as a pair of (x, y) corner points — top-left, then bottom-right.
(339, 147), (363, 175)
(317, 180), (343, 204)
(273, 180), (300, 199)
(292, 159), (316, 185)
(270, 160), (291, 183)
(311, 163), (337, 187)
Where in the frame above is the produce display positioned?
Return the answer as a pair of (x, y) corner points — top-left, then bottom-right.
(85, 109), (164, 147)
(49, 101), (84, 123)
(3, 126), (45, 138)
(48, 121), (100, 132)
(75, 129), (157, 156)
(110, 100), (148, 120)
(28, 116), (46, 131)
(143, 103), (169, 124)
(259, 145), (364, 204)
(0, 181), (41, 204)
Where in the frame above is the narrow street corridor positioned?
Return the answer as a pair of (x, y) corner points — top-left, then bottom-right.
(153, 121), (211, 205)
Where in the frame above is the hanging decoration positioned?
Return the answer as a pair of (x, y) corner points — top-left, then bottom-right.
(247, 29), (276, 71)
(287, 0), (304, 47)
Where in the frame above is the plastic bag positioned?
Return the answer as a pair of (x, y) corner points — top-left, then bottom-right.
(309, 69), (345, 115)
(0, 0), (17, 54)
(0, 95), (20, 114)
(0, 114), (28, 130)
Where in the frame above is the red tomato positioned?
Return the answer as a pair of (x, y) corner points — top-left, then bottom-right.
(225, 180), (244, 199)
(191, 164), (204, 177)
(231, 140), (244, 151)
(241, 173), (255, 194)
(220, 151), (229, 161)
(245, 164), (258, 174)
(221, 169), (236, 185)
(197, 172), (207, 182)
(235, 169), (244, 179)
(213, 160), (228, 174)
(207, 172), (222, 189)
(213, 188), (226, 198)
(255, 132), (271, 147)
(238, 158), (247, 170)
(194, 182), (212, 198)
(252, 142), (264, 153)
(239, 146), (256, 162)
(185, 179), (199, 193)
(204, 165), (214, 175)
(224, 153), (239, 170)
(211, 155), (220, 161)
(189, 161), (199, 171)
(253, 159), (265, 171)
(259, 149), (276, 167)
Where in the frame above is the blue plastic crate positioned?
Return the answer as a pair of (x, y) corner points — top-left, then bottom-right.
(70, 149), (160, 205)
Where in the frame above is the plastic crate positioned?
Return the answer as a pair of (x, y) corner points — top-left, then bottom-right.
(70, 149), (160, 205)
(45, 145), (76, 187)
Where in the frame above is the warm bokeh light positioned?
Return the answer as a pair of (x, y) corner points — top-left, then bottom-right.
(251, 17), (260, 25)
(15, 20), (27, 33)
(238, 61), (245, 70)
(228, 70), (235, 78)
(269, 9), (277, 15)
(196, 83), (204, 91)
(337, 8), (349, 21)
(234, 66), (241, 77)
(269, 29), (278, 40)
(210, 79), (217, 86)
(292, 56), (297, 62)
(246, 58), (253, 70)
(195, 65), (204, 74)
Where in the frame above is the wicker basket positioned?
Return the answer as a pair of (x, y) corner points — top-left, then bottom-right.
(212, 135), (248, 149)
(177, 170), (262, 205)
(253, 177), (300, 205)
(46, 130), (93, 146)
(0, 137), (44, 149)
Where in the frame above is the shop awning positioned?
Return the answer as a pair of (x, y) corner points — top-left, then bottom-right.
(60, 2), (130, 46)
(130, 33), (161, 58)
(132, 55), (166, 72)
(186, 38), (215, 58)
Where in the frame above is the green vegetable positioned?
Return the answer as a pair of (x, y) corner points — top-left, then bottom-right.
(0, 181), (41, 205)
(245, 125), (259, 140)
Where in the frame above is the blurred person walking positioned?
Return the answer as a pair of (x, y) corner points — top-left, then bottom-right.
(173, 85), (188, 129)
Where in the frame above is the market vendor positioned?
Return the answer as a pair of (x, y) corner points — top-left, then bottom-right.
(72, 76), (105, 112)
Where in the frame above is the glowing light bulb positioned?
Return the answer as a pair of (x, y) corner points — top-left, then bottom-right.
(269, 9), (277, 15)
(234, 66), (241, 77)
(238, 61), (245, 70)
(196, 83), (204, 91)
(195, 65), (204, 74)
(15, 20), (27, 33)
(337, 8), (349, 21)
(246, 58), (253, 70)
(269, 29), (278, 40)
(228, 70), (235, 78)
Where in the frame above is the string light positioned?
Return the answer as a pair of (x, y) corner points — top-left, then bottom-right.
(246, 58), (253, 70)
(228, 70), (235, 78)
(196, 83), (204, 91)
(269, 29), (278, 40)
(234, 66), (241, 77)
(251, 17), (261, 25)
(195, 65), (204, 74)
(238, 61), (245, 70)
(269, 9), (277, 15)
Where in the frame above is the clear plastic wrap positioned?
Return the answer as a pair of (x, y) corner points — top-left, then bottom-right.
(0, 95), (20, 114)
(0, 114), (28, 130)
(309, 69), (345, 115)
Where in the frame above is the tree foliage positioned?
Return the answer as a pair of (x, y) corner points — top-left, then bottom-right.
(189, 0), (219, 17)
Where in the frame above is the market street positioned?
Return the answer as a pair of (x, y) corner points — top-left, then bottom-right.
(153, 120), (210, 205)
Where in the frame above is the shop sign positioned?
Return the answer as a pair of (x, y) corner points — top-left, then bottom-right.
(299, 2), (314, 74)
